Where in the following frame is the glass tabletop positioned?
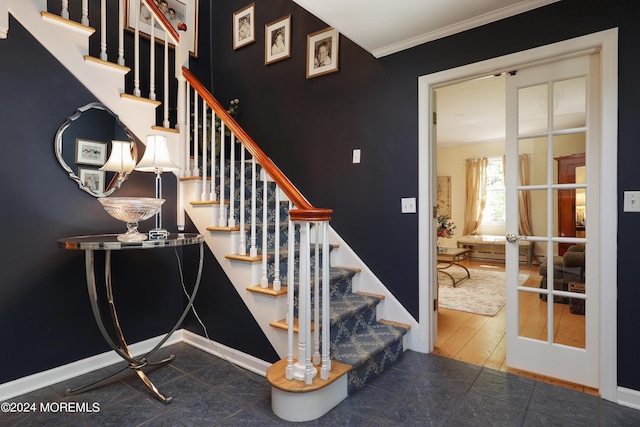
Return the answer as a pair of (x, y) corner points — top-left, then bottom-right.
(58, 233), (204, 250)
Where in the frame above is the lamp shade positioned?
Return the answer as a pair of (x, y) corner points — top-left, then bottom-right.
(135, 134), (179, 172)
(100, 140), (136, 173)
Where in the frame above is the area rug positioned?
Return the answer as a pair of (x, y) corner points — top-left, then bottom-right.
(438, 268), (529, 316)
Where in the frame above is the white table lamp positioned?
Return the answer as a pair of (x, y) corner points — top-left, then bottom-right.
(100, 140), (136, 183)
(135, 134), (179, 239)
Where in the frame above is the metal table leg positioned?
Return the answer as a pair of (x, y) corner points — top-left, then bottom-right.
(66, 243), (204, 404)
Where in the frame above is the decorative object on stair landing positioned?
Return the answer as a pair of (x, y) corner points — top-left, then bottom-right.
(125, 0), (199, 57)
(265, 15), (291, 65)
(135, 135), (180, 239)
(307, 27), (339, 79)
(233, 3), (255, 50)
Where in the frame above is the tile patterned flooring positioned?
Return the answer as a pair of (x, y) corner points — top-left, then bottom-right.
(2, 342), (640, 426)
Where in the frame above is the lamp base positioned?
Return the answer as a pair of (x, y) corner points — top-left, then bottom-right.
(149, 228), (170, 240)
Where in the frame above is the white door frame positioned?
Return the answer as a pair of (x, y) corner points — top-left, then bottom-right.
(417, 28), (618, 401)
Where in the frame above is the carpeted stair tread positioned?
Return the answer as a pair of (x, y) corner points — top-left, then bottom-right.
(331, 322), (408, 369)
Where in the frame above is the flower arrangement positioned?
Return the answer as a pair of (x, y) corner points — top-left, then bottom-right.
(191, 99), (240, 159)
(437, 215), (456, 238)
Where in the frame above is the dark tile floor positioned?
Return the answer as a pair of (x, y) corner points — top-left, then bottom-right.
(2, 342), (640, 426)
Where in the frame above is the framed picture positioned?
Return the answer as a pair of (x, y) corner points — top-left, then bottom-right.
(437, 176), (451, 217)
(233, 3), (255, 50)
(125, 0), (199, 57)
(306, 27), (339, 78)
(79, 168), (106, 194)
(265, 15), (291, 64)
(75, 139), (107, 166)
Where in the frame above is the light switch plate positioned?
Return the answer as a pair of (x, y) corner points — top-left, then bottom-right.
(624, 191), (640, 212)
(401, 197), (416, 213)
(352, 149), (361, 164)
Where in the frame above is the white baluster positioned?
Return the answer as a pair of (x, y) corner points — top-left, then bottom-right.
(273, 185), (281, 291)
(163, 35), (169, 127)
(210, 112), (217, 201)
(82, 0), (89, 26)
(200, 102), (208, 201)
(192, 93), (200, 178)
(61, 0), (69, 20)
(149, 18), (156, 100)
(228, 134), (236, 228)
(238, 146), (247, 255)
(218, 122), (226, 225)
(320, 220), (331, 380)
(117, 0), (125, 65)
(99, 0), (106, 60)
(185, 82), (192, 176)
(133, 3), (140, 97)
(249, 158), (258, 258)
(260, 170), (268, 288)
(285, 215), (295, 380)
(313, 224), (320, 365)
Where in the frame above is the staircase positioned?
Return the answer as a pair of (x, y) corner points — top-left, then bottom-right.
(6, 0), (416, 421)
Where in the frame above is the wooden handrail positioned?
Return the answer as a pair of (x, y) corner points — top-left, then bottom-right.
(142, 0), (181, 44)
(182, 67), (332, 222)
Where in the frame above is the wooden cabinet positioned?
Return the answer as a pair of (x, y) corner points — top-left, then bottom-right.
(555, 153), (585, 255)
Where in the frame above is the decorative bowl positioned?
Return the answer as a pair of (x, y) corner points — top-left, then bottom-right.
(98, 197), (165, 241)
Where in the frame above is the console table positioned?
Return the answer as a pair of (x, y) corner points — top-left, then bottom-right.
(58, 233), (204, 404)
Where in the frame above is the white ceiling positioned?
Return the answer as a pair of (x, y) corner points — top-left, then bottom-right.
(293, 0), (562, 145)
(293, 0), (560, 58)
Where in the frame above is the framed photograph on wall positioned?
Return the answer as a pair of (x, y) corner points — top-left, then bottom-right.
(306, 27), (339, 78)
(125, 0), (199, 57)
(265, 15), (291, 64)
(75, 139), (107, 166)
(79, 168), (106, 194)
(233, 3), (255, 50)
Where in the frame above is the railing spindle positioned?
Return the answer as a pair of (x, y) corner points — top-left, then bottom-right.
(228, 133), (237, 228)
(260, 170), (268, 288)
(273, 184), (281, 291)
(61, 0), (69, 20)
(320, 220), (331, 380)
(163, 34), (169, 126)
(313, 225), (320, 365)
(200, 100), (208, 201)
(218, 122), (226, 225)
(238, 146), (247, 255)
(99, 0), (106, 60)
(285, 213), (295, 380)
(117, 0), (125, 66)
(250, 158), (257, 257)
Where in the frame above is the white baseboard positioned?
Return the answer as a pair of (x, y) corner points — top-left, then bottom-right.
(616, 386), (640, 410)
(0, 330), (270, 402)
(181, 329), (272, 376)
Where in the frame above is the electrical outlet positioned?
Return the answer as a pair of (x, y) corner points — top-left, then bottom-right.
(624, 191), (640, 212)
(352, 149), (361, 164)
(401, 197), (416, 214)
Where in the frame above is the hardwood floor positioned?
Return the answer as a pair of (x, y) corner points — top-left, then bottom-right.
(433, 259), (597, 395)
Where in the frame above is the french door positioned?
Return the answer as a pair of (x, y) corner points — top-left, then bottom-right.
(504, 54), (600, 387)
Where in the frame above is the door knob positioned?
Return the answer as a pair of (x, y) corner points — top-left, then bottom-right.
(506, 233), (527, 243)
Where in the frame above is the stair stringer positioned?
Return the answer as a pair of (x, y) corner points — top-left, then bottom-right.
(182, 183), (292, 359)
(326, 227), (424, 352)
(8, 0), (170, 155)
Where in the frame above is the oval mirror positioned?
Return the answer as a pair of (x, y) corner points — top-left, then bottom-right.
(55, 102), (138, 197)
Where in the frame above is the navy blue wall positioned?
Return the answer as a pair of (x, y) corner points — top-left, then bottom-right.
(0, 7), (277, 386)
(204, 0), (640, 390)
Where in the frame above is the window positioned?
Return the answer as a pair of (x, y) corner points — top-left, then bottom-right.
(482, 157), (505, 224)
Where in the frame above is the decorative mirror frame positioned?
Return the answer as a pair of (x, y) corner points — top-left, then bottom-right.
(55, 102), (137, 197)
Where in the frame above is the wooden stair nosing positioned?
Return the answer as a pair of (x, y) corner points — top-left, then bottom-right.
(247, 284), (287, 297)
(190, 200), (225, 206)
(206, 225), (242, 232)
(41, 11), (95, 36)
(266, 358), (351, 393)
(83, 55), (130, 74)
(120, 92), (162, 106)
(379, 319), (412, 330)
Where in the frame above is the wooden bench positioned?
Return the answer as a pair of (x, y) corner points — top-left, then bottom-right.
(456, 235), (533, 266)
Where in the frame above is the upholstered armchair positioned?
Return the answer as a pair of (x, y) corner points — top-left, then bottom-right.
(539, 245), (585, 303)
